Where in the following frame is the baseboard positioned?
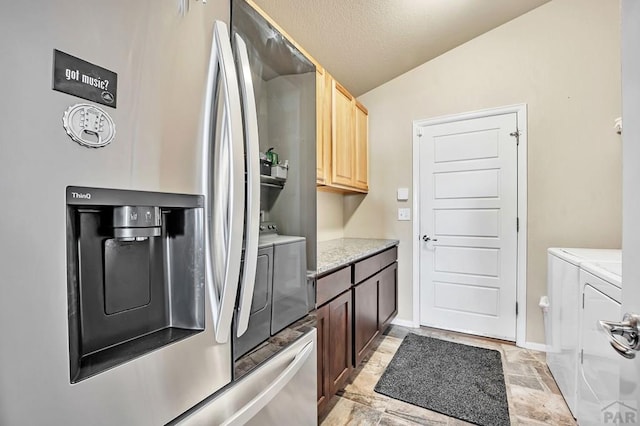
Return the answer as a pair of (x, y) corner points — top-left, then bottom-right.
(389, 319), (545, 351)
(390, 318), (419, 328)
(521, 341), (547, 352)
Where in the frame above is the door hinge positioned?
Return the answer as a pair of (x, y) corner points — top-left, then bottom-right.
(516, 217), (520, 232)
(582, 292), (585, 309)
(580, 349), (584, 364)
(516, 302), (519, 316)
(510, 129), (520, 145)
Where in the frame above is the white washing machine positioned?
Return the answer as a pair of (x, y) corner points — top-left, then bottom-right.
(577, 260), (624, 425)
(546, 248), (621, 418)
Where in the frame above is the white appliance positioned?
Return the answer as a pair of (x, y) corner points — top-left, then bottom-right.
(577, 260), (624, 425)
(0, 1), (317, 425)
(546, 248), (621, 417)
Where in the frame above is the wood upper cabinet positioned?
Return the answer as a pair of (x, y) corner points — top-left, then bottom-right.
(331, 80), (356, 187)
(316, 68), (330, 185)
(354, 102), (369, 191)
(316, 75), (369, 193)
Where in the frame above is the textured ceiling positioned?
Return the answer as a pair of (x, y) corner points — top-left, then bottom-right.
(252, 0), (551, 96)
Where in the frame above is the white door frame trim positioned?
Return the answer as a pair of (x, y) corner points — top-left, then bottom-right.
(411, 104), (528, 347)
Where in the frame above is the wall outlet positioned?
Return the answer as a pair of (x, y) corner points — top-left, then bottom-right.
(398, 208), (411, 221)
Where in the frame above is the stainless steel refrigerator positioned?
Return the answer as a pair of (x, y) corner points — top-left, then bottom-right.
(0, 1), (317, 425)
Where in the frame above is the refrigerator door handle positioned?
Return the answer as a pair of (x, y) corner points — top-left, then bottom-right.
(220, 341), (314, 426)
(202, 20), (246, 344)
(233, 33), (260, 338)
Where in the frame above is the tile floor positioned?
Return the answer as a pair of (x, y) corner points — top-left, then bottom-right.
(319, 325), (576, 426)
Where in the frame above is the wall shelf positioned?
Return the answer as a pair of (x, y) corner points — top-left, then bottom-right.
(260, 174), (286, 189)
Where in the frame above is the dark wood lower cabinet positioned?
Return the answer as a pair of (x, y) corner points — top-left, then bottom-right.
(378, 262), (398, 330)
(354, 261), (398, 366)
(353, 275), (379, 366)
(316, 303), (330, 414)
(328, 291), (353, 397)
(317, 289), (353, 415)
(316, 246), (398, 417)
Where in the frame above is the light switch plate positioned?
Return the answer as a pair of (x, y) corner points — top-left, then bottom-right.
(398, 208), (411, 221)
(397, 187), (409, 201)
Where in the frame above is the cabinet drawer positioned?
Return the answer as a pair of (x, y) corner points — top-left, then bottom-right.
(316, 266), (351, 307)
(353, 246), (398, 284)
(379, 246), (398, 270)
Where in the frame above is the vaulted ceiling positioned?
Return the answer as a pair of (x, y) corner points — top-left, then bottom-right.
(252, 0), (551, 96)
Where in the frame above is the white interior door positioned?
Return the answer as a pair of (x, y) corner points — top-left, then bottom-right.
(418, 113), (518, 341)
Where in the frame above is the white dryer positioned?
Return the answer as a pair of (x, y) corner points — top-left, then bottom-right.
(546, 248), (621, 417)
(577, 260), (624, 425)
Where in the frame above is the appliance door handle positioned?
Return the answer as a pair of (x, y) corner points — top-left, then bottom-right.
(201, 20), (245, 344)
(600, 313), (640, 359)
(233, 33), (260, 338)
(220, 341), (314, 426)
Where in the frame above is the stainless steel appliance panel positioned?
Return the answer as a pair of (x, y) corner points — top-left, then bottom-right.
(171, 329), (317, 425)
(0, 1), (233, 425)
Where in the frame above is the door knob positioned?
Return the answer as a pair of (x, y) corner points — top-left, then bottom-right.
(599, 313), (640, 359)
(422, 235), (438, 242)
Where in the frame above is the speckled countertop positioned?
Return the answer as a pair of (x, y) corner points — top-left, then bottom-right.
(316, 238), (399, 275)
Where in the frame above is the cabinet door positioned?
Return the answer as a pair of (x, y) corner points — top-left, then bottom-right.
(328, 290), (353, 396)
(316, 303), (330, 414)
(378, 262), (398, 331)
(331, 80), (355, 187)
(316, 68), (328, 184)
(322, 72), (333, 185)
(354, 275), (379, 366)
(354, 102), (369, 191)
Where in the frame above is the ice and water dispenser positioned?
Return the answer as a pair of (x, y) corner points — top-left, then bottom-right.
(66, 186), (205, 382)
